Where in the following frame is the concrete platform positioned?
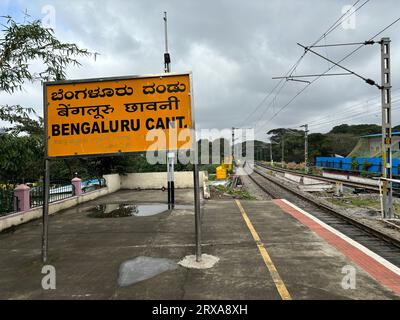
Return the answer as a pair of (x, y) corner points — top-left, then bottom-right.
(0, 189), (398, 299)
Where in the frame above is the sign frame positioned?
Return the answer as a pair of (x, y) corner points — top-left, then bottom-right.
(41, 71), (202, 263)
(43, 71), (195, 159)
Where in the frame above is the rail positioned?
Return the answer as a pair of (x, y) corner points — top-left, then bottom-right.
(248, 166), (400, 248)
(255, 161), (387, 193)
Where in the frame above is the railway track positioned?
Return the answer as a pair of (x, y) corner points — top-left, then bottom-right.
(246, 166), (400, 269)
(255, 161), (386, 194)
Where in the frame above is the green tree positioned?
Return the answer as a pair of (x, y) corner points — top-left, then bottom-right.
(267, 128), (304, 163)
(0, 15), (92, 93)
(0, 133), (42, 183)
(324, 133), (358, 157)
(329, 124), (381, 136)
(266, 123), (400, 166)
(0, 15), (93, 183)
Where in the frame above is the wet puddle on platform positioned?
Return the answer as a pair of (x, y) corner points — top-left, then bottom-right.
(118, 256), (178, 287)
(87, 203), (193, 218)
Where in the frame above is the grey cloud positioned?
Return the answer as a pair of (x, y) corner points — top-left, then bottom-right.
(1, 0), (400, 140)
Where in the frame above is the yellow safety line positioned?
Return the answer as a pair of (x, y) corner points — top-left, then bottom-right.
(235, 199), (292, 300)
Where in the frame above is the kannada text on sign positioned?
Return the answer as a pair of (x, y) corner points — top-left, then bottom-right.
(45, 73), (193, 157)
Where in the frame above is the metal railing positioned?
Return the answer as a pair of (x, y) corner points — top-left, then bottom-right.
(0, 188), (17, 216)
(30, 180), (74, 208)
(0, 177), (107, 215)
(317, 159), (400, 177)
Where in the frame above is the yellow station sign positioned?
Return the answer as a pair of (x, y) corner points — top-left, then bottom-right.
(44, 73), (193, 158)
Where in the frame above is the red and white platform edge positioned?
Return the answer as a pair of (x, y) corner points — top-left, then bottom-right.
(273, 198), (400, 296)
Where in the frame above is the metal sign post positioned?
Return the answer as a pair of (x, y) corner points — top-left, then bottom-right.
(41, 159), (50, 263)
(163, 11), (175, 209)
(167, 152), (175, 209)
(193, 161), (202, 262)
(189, 74), (202, 262)
(192, 124), (202, 262)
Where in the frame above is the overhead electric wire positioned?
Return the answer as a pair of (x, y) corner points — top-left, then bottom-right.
(297, 43), (381, 88)
(239, 0), (366, 128)
(306, 96), (381, 124)
(238, 56), (304, 127)
(268, 100), (400, 137)
(308, 0), (367, 48)
(253, 0), (371, 134)
(309, 100), (400, 130)
(308, 40), (375, 48)
(272, 72), (352, 79)
(304, 89), (400, 126)
(309, 98), (400, 129)
(258, 15), (400, 133)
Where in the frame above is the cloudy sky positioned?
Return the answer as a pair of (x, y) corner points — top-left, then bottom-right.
(1, 0), (400, 141)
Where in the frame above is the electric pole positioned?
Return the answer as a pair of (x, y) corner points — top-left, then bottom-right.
(281, 134), (285, 166)
(232, 127), (235, 160)
(300, 124), (309, 174)
(267, 134), (277, 165)
(232, 127), (242, 163)
(270, 142), (273, 164)
(273, 35), (396, 218)
(380, 37), (393, 219)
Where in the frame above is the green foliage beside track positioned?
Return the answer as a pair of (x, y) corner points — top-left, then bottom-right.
(262, 124), (397, 166)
